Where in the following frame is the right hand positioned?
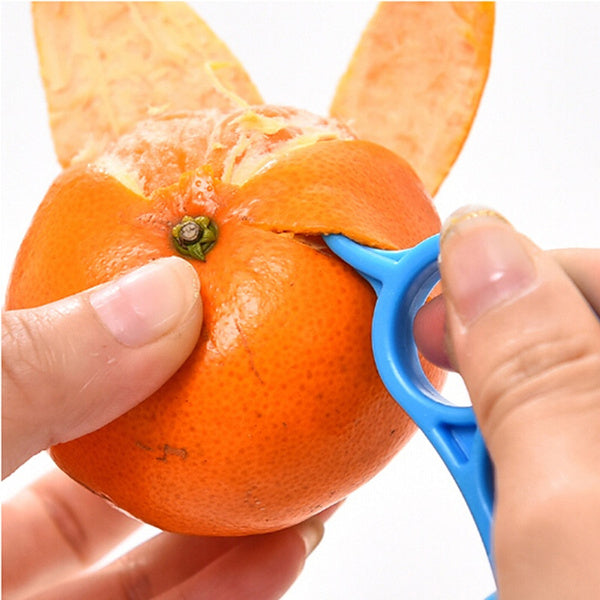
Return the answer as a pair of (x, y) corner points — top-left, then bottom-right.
(415, 207), (600, 599)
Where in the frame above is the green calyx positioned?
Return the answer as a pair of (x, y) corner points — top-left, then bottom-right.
(171, 216), (218, 261)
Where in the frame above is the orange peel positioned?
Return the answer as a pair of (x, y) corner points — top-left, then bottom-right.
(331, 2), (495, 196)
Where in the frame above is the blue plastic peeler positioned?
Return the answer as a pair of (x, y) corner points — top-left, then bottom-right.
(324, 233), (497, 600)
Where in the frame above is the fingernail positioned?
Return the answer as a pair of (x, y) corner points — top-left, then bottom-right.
(90, 258), (200, 347)
(440, 206), (537, 325)
(296, 517), (325, 557)
(441, 205), (511, 244)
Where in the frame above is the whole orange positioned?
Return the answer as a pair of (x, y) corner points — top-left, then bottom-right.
(7, 105), (442, 535)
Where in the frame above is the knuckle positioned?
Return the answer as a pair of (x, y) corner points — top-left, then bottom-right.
(476, 327), (600, 434)
(2, 308), (77, 454)
(113, 552), (154, 600)
(2, 309), (64, 400)
(495, 476), (600, 567)
(32, 483), (91, 566)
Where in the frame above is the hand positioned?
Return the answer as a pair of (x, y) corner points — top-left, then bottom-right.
(415, 207), (600, 599)
(2, 257), (328, 600)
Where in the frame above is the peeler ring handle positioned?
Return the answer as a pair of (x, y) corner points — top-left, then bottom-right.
(325, 233), (496, 571)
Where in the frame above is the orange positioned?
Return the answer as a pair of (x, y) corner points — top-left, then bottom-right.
(7, 106), (442, 535)
(7, 3), (494, 535)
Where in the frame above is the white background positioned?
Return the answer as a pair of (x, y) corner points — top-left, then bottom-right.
(2, 2), (599, 599)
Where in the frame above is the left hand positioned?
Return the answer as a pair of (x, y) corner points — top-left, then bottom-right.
(2, 257), (330, 600)
(3, 469), (329, 600)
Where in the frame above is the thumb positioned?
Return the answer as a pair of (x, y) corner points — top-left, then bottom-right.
(440, 208), (600, 596)
(2, 257), (202, 477)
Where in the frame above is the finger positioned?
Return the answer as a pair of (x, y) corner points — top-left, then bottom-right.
(2, 257), (202, 476)
(2, 469), (139, 600)
(27, 510), (335, 600)
(414, 247), (600, 370)
(412, 294), (453, 371)
(440, 208), (600, 458)
(155, 522), (322, 600)
(23, 532), (238, 600)
(158, 504), (339, 600)
(440, 207), (600, 597)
